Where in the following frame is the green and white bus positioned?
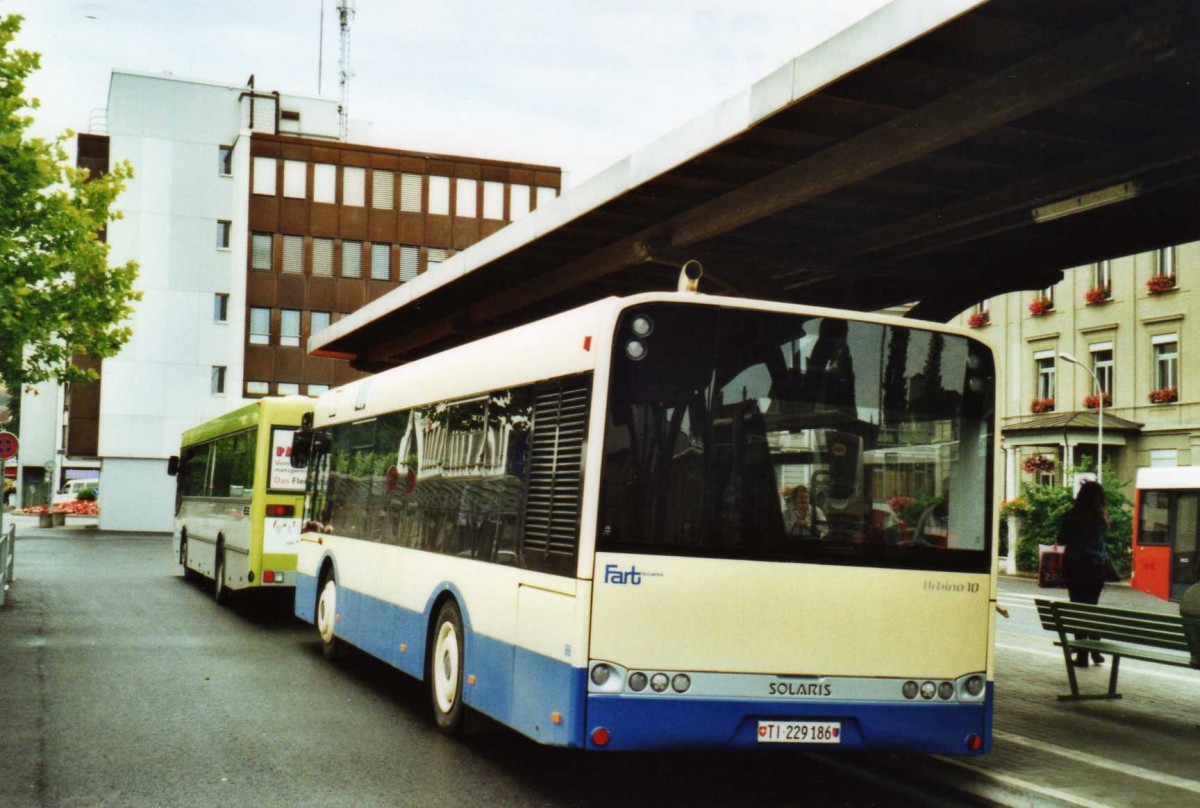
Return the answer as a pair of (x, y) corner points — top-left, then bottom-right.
(169, 397), (313, 602)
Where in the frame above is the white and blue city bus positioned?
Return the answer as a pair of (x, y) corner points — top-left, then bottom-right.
(291, 285), (997, 752)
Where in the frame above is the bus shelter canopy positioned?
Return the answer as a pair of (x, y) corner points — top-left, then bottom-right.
(315, 0), (1200, 371)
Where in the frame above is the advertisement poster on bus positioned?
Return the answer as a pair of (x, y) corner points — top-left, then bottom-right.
(270, 428), (306, 492)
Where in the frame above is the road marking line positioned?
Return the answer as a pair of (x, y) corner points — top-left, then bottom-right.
(994, 730), (1200, 796)
(930, 754), (1113, 808)
(994, 641), (1200, 686)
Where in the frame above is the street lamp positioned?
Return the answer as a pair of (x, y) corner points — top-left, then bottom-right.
(1059, 352), (1102, 483)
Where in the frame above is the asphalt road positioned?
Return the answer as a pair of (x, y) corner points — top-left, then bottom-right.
(0, 526), (975, 808)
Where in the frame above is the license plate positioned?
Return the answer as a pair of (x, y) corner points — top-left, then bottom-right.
(756, 720), (842, 744)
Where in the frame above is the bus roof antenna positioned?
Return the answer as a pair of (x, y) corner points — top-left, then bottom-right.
(678, 260), (703, 293)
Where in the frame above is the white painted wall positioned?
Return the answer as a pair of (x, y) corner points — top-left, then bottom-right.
(98, 457), (175, 533)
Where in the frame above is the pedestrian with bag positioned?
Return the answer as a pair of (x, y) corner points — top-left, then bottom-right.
(1057, 480), (1113, 667)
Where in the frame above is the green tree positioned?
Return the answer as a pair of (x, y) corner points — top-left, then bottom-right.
(1015, 462), (1133, 574)
(0, 14), (139, 398)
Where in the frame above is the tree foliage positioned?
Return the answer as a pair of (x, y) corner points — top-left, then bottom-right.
(0, 14), (139, 392)
(1014, 462), (1133, 574)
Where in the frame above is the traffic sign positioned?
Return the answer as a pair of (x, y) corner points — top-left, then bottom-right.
(0, 431), (17, 460)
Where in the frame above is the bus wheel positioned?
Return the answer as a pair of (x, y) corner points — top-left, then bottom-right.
(316, 576), (343, 660)
(429, 599), (465, 735)
(214, 548), (229, 604)
(180, 536), (198, 583)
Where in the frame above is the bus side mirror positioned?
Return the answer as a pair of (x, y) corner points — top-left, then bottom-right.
(167, 456), (180, 476)
(290, 430), (312, 469)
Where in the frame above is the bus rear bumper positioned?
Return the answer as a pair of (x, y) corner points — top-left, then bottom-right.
(584, 685), (993, 753)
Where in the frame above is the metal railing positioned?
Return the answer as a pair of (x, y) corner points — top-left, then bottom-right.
(0, 522), (14, 607)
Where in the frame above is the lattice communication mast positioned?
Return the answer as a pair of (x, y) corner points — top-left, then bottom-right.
(337, 0), (356, 141)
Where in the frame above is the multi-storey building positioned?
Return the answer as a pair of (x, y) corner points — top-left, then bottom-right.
(954, 242), (1198, 500)
(16, 71), (559, 530)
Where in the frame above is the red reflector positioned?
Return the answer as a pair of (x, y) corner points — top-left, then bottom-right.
(265, 504), (294, 517)
(591, 727), (610, 747)
(262, 570), (276, 583)
(583, 336), (592, 351)
(967, 734), (983, 751)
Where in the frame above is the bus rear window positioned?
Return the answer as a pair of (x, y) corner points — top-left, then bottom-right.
(597, 304), (994, 573)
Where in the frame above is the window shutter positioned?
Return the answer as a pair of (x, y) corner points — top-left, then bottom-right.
(312, 238), (334, 276)
(372, 171), (394, 209)
(400, 173), (422, 212)
(313, 164), (336, 203)
(251, 234), (273, 270)
(343, 167), (365, 207)
(399, 246), (419, 281)
(342, 241), (363, 278)
(281, 236), (304, 273)
(370, 244), (391, 280)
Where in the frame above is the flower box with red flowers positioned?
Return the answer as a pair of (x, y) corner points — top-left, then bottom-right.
(967, 311), (990, 328)
(1083, 392), (1112, 409)
(1028, 297), (1054, 316)
(1022, 455), (1056, 474)
(1149, 387), (1178, 404)
(1029, 397), (1055, 413)
(1084, 286), (1111, 305)
(1147, 274), (1177, 294)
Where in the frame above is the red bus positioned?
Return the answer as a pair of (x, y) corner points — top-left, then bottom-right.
(1133, 467), (1200, 601)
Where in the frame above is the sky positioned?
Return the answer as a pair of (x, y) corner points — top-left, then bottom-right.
(6, 0), (890, 188)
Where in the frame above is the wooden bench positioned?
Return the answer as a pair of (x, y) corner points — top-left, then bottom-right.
(1035, 599), (1198, 701)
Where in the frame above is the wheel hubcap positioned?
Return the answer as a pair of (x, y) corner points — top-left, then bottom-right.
(318, 582), (336, 644)
(434, 622), (459, 713)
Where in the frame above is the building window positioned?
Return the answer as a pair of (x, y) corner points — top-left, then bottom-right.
(249, 307), (271, 345)
(372, 170), (394, 209)
(277, 382), (300, 396)
(218, 145), (233, 176)
(1040, 286), (1055, 307)
(510, 184), (530, 220)
(313, 163), (336, 204)
(310, 310), (332, 336)
(370, 243), (391, 281)
(1090, 344), (1113, 397)
(251, 233), (273, 270)
(252, 156), (276, 196)
(456, 178), (477, 218)
(400, 173), (422, 212)
(428, 176), (450, 215)
(482, 181), (504, 220)
(1094, 260), (1111, 290)
(283, 160), (307, 199)
(427, 247), (449, 271)
(280, 309), (301, 347)
(216, 220), (232, 249)
(278, 235), (303, 274)
(1150, 449), (1178, 468)
(213, 293), (229, 323)
(535, 186), (557, 209)
(342, 241), (363, 278)
(307, 384), (330, 396)
(246, 381), (269, 396)
(343, 167), (365, 207)
(211, 366), (227, 395)
(1156, 247), (1176, 278)
(312, 238), (334, 277)
(399, 245), (419, 281)
(1035, 353), (1056, 408)
(1153, 334), (1178, 392)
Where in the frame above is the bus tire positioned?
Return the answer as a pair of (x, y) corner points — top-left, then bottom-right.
(316, 575), (344, 660)
(429, 599), (466, 735)
(214, 546), (230, 605)
(180, 534), (198, 583)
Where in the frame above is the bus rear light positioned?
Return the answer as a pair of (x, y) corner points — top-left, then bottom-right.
(590, 664), (612, 686)
(263, 570), (275, 583)
(920, 681), (937, 700)
(938, 682), (955, 700)
(964, 675), (985, 697)
(591, 727), (610, 747)
(902, 681), (919, 699)
(265, 504), (294, 517)
(628, 672), (648, 692)
(966, 734), (983, 751)
(671, 674), (691, 693)
(650, 673), (669, 693)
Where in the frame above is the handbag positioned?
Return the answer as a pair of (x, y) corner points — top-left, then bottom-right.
(1037, 543), (1065, 588)
(1102, 555), (1121, 583)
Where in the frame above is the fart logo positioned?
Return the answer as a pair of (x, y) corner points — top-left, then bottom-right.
(603, 564), (643, 585)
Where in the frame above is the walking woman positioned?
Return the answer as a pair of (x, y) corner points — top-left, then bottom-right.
(1057, 480), (1110, 667)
